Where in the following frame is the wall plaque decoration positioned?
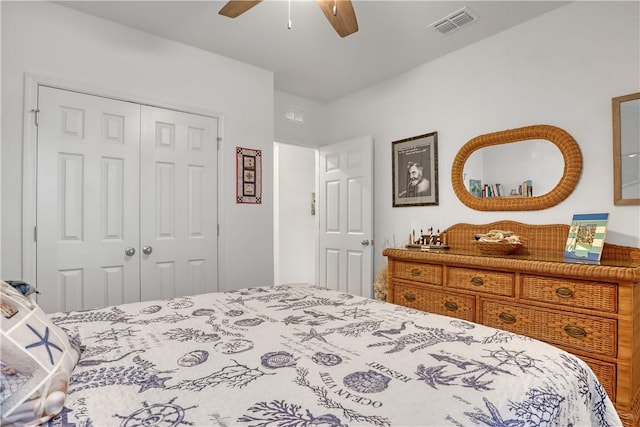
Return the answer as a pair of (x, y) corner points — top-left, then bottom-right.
(236, 146), (262, 204)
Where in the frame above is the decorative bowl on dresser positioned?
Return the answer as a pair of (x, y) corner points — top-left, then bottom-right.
(383, 220), (640, 427)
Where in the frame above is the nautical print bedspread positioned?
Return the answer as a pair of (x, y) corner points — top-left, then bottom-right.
(46, 284), (621, 427)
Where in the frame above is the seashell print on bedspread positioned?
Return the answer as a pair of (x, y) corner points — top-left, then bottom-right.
(46, 284), (622, 427)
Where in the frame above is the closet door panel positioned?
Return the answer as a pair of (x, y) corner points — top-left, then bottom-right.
(36, 86), (141, 313)
(140, 106), (218, 301)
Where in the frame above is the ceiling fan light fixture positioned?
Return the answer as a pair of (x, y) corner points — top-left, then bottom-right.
(218, 0), (358, 38)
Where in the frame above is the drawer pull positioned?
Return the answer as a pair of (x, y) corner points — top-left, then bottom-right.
(443, 301), (458, 311)
(404, 293), (416, 302)
(498, 312), (516, 324)
(564, 325), (587, 338)
(555, 287), (574, 298)
(410, 268), (421, 276)
(470, 277), (484, 286)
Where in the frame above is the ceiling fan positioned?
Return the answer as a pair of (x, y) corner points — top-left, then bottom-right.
(218, 0), (359, 38)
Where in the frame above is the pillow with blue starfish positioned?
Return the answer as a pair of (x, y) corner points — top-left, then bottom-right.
(1, 281), (80, 426)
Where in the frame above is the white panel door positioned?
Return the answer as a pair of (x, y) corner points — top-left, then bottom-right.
(139, 106), (218, 301)
(319, 136), (373, 297)
(36, 86), (141, 313)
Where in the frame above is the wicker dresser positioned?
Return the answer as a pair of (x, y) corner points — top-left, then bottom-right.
(383, 221), (640, 427)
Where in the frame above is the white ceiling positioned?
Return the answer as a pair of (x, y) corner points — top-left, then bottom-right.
(55, 1), (570, 103)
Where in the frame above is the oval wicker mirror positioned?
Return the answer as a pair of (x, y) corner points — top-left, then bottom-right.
(451, 125), (582, 211)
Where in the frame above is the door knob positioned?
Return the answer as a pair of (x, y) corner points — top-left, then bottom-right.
(125, 247), (135, 257)
(142, 245), (153, 255)
(361, 240), (370, 246)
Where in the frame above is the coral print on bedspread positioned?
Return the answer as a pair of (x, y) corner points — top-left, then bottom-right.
(43, 284), (621, 427)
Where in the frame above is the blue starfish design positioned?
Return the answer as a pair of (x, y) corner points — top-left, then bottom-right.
(25, 324), (63, 365)
(136, 374), (172, 392)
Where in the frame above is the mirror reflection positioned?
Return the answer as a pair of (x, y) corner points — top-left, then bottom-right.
(451, 124), (582, 211)
(616, 95), (640, 202)
(463, 140), (563, 198)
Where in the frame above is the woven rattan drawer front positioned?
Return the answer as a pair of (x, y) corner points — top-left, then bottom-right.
(394, 283), (475, 321)
(447, 267), (514, 296)
(480, 300), (617, 357)
(520, 275), (617, 313)
(579, 356), (616, 401)
(393, 262), (443, 285)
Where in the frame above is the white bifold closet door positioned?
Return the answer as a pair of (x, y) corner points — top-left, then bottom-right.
(36, 86), (218, 313)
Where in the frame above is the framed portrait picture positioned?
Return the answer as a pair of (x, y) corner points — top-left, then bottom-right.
(392, 132), (438, 207)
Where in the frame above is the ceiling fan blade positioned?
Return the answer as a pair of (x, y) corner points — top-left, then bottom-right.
(219, 0), (263, 18)
(316, 0), (358, 38)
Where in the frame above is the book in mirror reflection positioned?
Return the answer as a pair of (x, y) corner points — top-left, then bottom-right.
(563, 213), (609, 263)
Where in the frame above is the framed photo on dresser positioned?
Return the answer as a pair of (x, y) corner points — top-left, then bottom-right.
(564, 213), (609, 262)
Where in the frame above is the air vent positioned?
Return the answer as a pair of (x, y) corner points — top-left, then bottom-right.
(430, 7), (477, 35)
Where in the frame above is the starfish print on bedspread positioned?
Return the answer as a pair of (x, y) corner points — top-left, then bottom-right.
(367, 327), (478, 353)
(294, 328), (333, 343)
(70, 355), (173, 394)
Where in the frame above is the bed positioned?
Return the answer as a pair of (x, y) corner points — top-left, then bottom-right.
(2, 283), (622, 426)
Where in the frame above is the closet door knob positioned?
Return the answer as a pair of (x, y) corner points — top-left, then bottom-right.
(125, 247), (136, 257)
(143, 245), (153, 255)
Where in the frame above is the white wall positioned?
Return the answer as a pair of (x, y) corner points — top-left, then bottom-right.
(322, 1), (640, 272)
(1, 1), (274, 290)
(274, 90), (328, 147)
(274, 143), (317, 285)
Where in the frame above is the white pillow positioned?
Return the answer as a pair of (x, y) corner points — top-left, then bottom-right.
(1, 281), (80, 426)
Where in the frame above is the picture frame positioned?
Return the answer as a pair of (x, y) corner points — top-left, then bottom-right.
(236, 146), (262, 204)
(392, 131), (438, 207)
(469, 179), (482, 198)
(564, 213), (609, 263)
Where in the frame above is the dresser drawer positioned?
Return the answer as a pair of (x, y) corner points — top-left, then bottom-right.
(393, 262), (442, 285)
(447, 267), (514, 296)
(394, 283), (475, 321)
(480, 300), (617, 357)
(579, 356), (616, 401)
(520, 275), (617, 313)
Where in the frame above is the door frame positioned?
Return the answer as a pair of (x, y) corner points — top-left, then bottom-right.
(21, 73), (223, 292)
(273, 141), (320, 286)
